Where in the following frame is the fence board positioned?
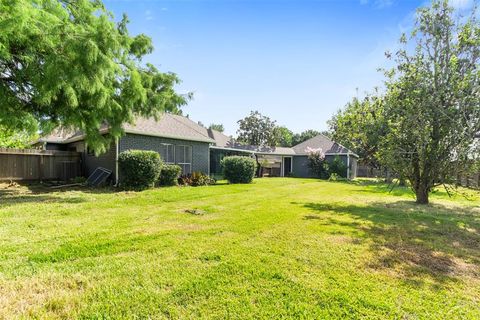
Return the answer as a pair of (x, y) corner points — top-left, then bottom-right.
(0, 148), (81, 181)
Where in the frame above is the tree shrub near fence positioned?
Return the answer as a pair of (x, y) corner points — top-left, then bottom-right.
(118, 150), (162, 190)
(221, 156), (256, 184)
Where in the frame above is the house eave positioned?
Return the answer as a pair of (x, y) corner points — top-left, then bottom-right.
(209, 146), (255, 154)
(124, 129), (214, 143)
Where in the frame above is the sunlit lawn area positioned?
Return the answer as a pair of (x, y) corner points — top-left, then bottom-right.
(0, 178), (479, 318)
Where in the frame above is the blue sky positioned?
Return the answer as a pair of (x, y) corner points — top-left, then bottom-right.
(104, 0), (473, 136)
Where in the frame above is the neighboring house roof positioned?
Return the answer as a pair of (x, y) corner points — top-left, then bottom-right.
(208, 130), (355, 156)
(207, 130), (295, 155)
(37, 114), (215, 144)
(292, 134), (358, 156)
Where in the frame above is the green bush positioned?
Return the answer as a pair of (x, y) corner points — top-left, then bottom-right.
(178, 172), (216, 186)
(221, 156), (257, 184)
(329, 156), (348, 178)
(158, 164), (182, 186)
(118, 150), (162, 190)
(307, 152), (329, 179)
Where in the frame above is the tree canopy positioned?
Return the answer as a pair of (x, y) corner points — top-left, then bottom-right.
(328, 94), (387, 169)
(275, 126), (294, 147)
(0, 125), (38, 148)
(291, 130), (322, 146)
(0, 0), (188, 153)
(237, 111), (279, 146)
(209, 123), (225, 132)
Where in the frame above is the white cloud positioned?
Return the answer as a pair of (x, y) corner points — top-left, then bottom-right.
(145, 9), (154, 21)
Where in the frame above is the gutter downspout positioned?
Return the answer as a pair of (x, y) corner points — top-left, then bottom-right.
(115, 138), (119, 186)
(208, 144), (211, 176)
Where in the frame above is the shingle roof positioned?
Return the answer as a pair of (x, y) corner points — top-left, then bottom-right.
(292, 134), (356, 156)
(208, 130), (295, 155)
(207, 129), (239, 148)
(38, 115), (356, 157)
(123, 114), (214, 143)
(37, 114), (215, 144)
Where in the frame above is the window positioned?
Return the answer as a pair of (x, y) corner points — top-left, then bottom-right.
(159, 144), (174, 164)
(175, 145), (192, 174)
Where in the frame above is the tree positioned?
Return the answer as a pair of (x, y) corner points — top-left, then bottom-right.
(380, 0), (480, 204)
(209, 123), (225, 132)
(328, 94), (387, 170)
(275, 126), (293, 147)
(0, 126), (38, 148)
(0, 0), (188, 153)
(237, 111), (278, 146)
(291, 130), (321, 146)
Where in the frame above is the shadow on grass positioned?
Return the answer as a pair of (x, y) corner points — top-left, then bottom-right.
(0, 183), (116, 208)
(300, 200), (480, 285)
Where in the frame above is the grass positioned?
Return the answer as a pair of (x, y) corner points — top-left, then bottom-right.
(0, 178), (479, 319)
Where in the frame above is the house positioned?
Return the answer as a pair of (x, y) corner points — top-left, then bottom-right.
(35, 114), (358, 183)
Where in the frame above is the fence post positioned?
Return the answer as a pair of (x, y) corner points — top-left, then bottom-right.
(38, 154), (43, 181)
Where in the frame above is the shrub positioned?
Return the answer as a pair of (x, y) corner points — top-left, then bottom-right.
(178, 172), (216, 186)
(158, 164), (182, 186)
(221, 156), (257, 184)
(118, 150), (162, 190)
(329, 156), (348, 178)
(307, 149), (329, 179)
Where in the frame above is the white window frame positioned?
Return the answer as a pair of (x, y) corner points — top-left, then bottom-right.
(176, 145), (192, 174)
(160, 143), (175, 164)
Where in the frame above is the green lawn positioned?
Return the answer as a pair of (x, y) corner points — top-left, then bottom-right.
(0, 178), (479, 319)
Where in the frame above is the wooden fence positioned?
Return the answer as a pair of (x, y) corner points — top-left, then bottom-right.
(0, 148), (82, 181)
(357, 165), (383, 178)
(457, 172), (480, 189)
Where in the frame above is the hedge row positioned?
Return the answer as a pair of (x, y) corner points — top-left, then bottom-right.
(118, 151), (257, 189)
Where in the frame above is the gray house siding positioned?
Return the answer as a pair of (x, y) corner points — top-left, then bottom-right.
(292, 156), (314, 178)
(118, 133), (210, 174)
(83, 142), (117, 182)
(292, 154), (357, 179)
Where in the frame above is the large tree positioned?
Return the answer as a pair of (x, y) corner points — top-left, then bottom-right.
(275, 126), (294, 147)
(209, 123), (225, 132)
(0, 126), (38, 149)
(328, 94), (387, 169)
(237, 111), (278, 146)
(380, 0), (480, 204)
(291, 130), (321, 146)
(0, 0), (188, 153)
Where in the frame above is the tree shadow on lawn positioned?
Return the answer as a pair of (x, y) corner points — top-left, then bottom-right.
(348, 179), (480, 200)
(299, 200), (480, 286)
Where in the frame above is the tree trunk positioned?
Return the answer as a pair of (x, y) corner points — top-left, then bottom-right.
(399, 176), (406, 186)
(415, 185), (429, 204)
